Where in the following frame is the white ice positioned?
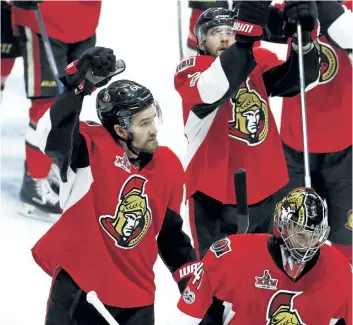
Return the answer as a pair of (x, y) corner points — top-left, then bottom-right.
(0, 1), (287, 324)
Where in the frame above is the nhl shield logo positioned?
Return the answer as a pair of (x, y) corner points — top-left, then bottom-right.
(103, 90), (111, 102)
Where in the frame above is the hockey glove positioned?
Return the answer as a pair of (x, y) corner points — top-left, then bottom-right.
(173, 261), (202, 293)
(61, 47), (125, 96)
(12, 1), (42, 10)
(233, 1), (272, 43)
(284, 1), (318, 45)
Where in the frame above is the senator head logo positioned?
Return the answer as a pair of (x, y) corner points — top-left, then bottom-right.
(266, 290), (305, 325)
(314, 39), (339, 84)
(99, 175), (152, 249)
(228, 78), (268, 145)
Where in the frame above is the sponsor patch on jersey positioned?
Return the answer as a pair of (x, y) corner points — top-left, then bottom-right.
(255, 270), (278, 290)
(188, 71), (201, 87)
(266, 290), (305, 325)
(175, 57), (196, 74)
(183, 286), (196, 304)
(210, 237), (232, 258)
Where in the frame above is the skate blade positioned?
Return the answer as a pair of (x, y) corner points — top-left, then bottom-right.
(18, 202), (61, 224)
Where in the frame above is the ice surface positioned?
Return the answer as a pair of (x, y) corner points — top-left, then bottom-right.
(0, 1), (287, 324)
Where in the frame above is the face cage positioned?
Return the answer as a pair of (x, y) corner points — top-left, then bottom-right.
(198, 24), (235, 44)
(281, 219), (330, 263)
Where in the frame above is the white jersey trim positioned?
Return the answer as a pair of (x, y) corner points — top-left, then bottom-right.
(197, 56), (229, 104)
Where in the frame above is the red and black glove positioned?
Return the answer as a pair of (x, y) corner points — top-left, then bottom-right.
(233, 1), (272, 43)
(173, 261), (202, 293)
(284, 1), (318, 45)
(60, 47), (122, 96)
(12, 1), (42, 10)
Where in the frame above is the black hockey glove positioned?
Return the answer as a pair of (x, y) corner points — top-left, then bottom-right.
(264, 6), (288, 44)
(317, 1), (345, 35)
(12, 1), (42, 10)
(60, 47), (125, 96)
(233, 1), (272, 43)
(284, 1), (318, 45)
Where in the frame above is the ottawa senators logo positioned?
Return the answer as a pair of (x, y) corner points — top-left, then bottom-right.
(228, 78), (268, 145)
(314, 39), (339, 84)
(266, 290), (305, 325)
(99, 175), (152, 249)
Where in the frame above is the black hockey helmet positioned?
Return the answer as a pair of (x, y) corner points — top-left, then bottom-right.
(96, 79), (162, 155)
(194, 7), (235, 45)
(273, 187), (330, 263)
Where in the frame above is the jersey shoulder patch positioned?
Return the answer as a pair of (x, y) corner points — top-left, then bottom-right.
(210, 237), (232, 258)
(175, 57), (197, 74)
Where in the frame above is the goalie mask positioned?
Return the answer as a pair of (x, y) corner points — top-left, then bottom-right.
(273, 187), (330, 263)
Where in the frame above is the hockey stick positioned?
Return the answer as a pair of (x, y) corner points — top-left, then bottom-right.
(296, 22), (311, 188)
(87, 291), (120, 325)
(35, 8), (64, 93)
(177, 0), (184, 60)
(234, 168), (249, 234)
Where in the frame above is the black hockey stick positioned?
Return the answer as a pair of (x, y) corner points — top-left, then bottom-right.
(177, 0), (184, 60)
(234, 168), (249, 234)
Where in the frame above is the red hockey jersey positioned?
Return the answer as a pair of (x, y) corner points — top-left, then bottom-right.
(281, 2), (352, 153)
(175, 234), (352, 325)
(174, 48), (289, 205)
(32, 121), (186, 308)
(12, 1), (101, 43)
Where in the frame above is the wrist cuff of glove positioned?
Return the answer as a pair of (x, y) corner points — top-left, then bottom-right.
(234, 20), (263, 38)
(291, 39), (314, 54)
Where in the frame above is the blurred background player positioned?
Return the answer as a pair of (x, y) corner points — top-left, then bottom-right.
(11, 0), (101, 220)
(32, 47), (198, 325)
(186, 1), (229, 56)
(1, 1), (21, 101)
(275, 0), (353, 263)
(170, 188), (352, 325)
(185, 0), (287, 57)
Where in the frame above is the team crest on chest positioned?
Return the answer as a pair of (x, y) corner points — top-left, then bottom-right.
(228, 78), (268, 145)
(255, 270), (278, 290)
(99, 175), (152, 249)
(314, 39), (339, 84)
(266, 290), (305, 325)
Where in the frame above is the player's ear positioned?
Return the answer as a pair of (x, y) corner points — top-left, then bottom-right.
(114, 124), (128, 140)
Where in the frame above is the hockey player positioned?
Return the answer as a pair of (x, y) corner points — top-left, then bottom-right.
(185, 1), (288, 57)
(277, 0), (353, 263)
(170, 188), (352, 325)
(1, 1), (21, 101)
(11, 0), (101, 220)
(32, 47), (198, 325)
(175, 1), (320, 260)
